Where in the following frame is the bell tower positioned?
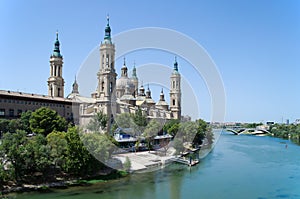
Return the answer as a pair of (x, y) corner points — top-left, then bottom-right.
(131, 61), (139, 97)
(48, 31), (64, 98)
(95, 15), (117, 132)
(169, 57), (181, 120)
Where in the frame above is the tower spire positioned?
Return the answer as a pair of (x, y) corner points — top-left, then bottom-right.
(132, 61), (137, 78)
(146, 84), (151, 98)
(72, 75), (79, 94)
(53, 31), (62, 57)
(121, 57), (128, 77)
(174, 56), (178, 72)
(160, 88), (165, 101)
(104, 14), (111, 42)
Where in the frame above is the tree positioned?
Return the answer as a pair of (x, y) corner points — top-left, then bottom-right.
(114, 113), (141, 137)
(195, 119), (214, 146)
(245, 122), (263, 129)
(81, 132), (115, 165)
(193, 119), (208, 146)
(64, 126), (104, 176)
(46, 131), (68, 168)
(29, 107), (67, 136)
(26, 134), (52, 173)
(0, 119), (10, 136)
(123, 156), (131, 172)
(20, 110), (32, 132)
(205, 128), (214, 145)
(0, 130), (28, 182)
(163, 119), (180, 136)
(115, 113), (131, 129)
(0, 130), (51, 183)
(173, 135), (184, 155)
(86, 111), (108, 132)
(143, 119), (161, 151)
(179, 121), (198, 144)
(133, 108), (147, 135)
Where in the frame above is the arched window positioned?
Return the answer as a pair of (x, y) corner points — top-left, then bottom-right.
(102, 54), (105, 68)
(50, 86), (53, 97)
(57, 88), (60, 97)
(101, 81), (104, 91)
(110, 82), (113, 93)
(58, 66), (60, 76)
(106, 54), (109, 67)
(173, 99), (175, 106)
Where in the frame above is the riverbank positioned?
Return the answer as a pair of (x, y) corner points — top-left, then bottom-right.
(1, 149), (177, 196)
(7, 132), (300, 199)
(0, 169), (128, 197)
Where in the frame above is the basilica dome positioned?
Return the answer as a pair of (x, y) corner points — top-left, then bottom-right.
(116, 77), (135, 90)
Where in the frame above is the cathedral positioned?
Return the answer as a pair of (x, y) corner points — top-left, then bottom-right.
(61, 17), (181, 132)
(0, 17), (181, 133)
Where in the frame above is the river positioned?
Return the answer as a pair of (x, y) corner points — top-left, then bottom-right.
(11, 130), (300, 199)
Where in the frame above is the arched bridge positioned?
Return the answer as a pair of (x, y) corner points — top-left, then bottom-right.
(224, 127), (270, 135)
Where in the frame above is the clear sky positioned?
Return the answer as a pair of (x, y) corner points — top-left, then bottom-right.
(0, 0), (299, 123)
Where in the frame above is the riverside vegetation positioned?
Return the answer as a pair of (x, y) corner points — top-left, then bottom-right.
(269, 123), (300, 145)
(0, 107), (213, 194)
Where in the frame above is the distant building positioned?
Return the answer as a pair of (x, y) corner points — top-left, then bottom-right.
(0, 90), (72, 120)
(266, 121), (275, 125)
(294, 119), (300, 125)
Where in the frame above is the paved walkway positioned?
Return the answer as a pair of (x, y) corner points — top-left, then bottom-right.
(113, 149), (176, 172)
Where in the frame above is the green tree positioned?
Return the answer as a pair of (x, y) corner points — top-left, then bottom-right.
(46, 131), (68, 168)
(20, 110), (32, 132)
(193, 119), (208, 146)
(81, 132), (115, 165)
(86, 111), (108, 132)
(143, 119), (161, 151)
(173, 134), (184, 155)
(64, 127), (104, 176)
(26, 134), (52, 173)
(0, 130), (28, 182)
(0, 130), (51, 182)
(0, 119), (10, 135)
(29, 107), (67, 136)
(114, 113), (138, 136)
(163, 119), (180, 136)
(205, 128), (214, 145)
(133, 108), (147, 134)
(196, 119), (214, 146)
(8, 119), (23, 133)
(123, 156), (131, 172)
(245, 122), (263, 128)
(115, 113), (135, 129)
(179, 121), (198, 144)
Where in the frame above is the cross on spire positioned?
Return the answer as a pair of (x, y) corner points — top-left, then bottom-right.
(107, 14), (110, 25)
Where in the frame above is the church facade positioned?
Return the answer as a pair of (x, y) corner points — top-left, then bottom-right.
(68, 17), (182, 132)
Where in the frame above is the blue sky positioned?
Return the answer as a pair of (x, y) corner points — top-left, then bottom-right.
(0, 0), (299, 123)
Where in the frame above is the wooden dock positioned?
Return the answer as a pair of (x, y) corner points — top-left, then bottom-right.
(170, 157), (200, 167)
